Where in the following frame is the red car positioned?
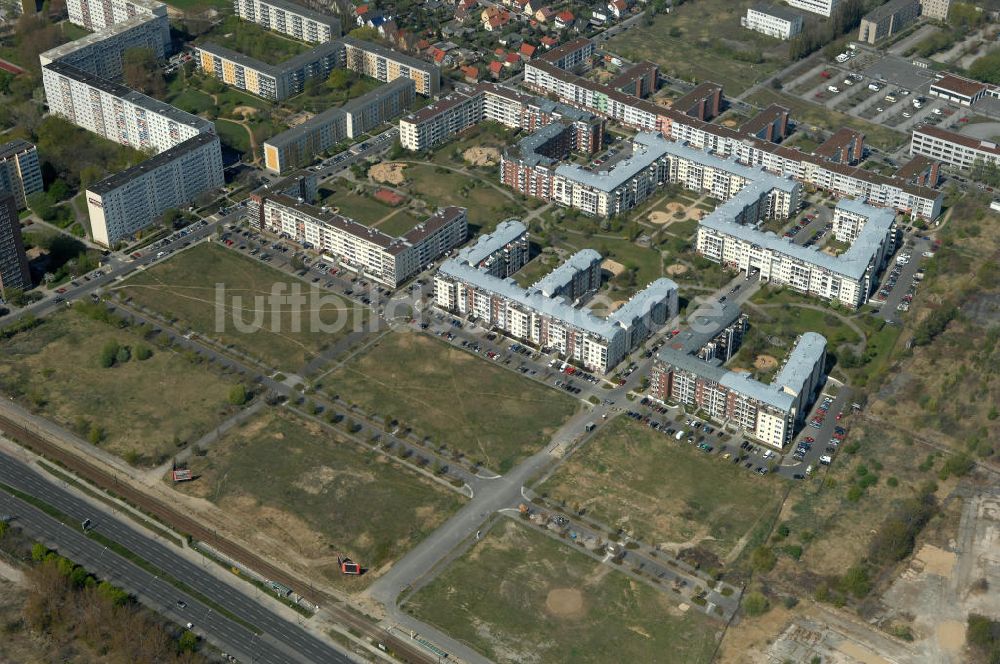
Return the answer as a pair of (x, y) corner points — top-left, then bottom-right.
(56, 287), (67, 294)
(131, 252), (142, 259)
(820, 71), (831, 79)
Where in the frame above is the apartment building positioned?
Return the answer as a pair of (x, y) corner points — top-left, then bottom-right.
(698, 198), (896, 309)
(263, 77), (414, 173)
(258, 196), (467, 286)
(858, 0), (920, 45)
(0, 193), (31, 295)
(66, 0), (167, 34)
(40, 13), (170, 82)
(740, 104), (791, 143)
(398, 81), (602, 152)
(910, 124), (1000, 170)
(340, 36), (440, 96)
(784, 0), (840, 17)
(86, 133), (224, 247)
(503, 132), (800, 218)
(434, 222), (678, 372)
(920, 0), (951, 20)
(742, 4), (803, 40)
(535, 36), (595, 71)
(195, 41), (342, 101)
(456, 218), (529, 277)
(43, 61), (213, 153)
(233, 0), (340, 43)
(651, 328), (827, 449)
(531, 249), (601, 300)
(0, 140), (43, 210)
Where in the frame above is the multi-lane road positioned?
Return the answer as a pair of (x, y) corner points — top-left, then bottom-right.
(0, 450), (355, 664)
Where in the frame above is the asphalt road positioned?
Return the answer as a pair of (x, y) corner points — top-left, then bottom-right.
(0, 451), (354, 664)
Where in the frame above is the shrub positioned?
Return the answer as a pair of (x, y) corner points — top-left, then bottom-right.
(743, 592), (769, 617)
(750, 546), (776, 573)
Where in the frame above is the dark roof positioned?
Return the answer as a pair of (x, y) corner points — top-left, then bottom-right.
(0, 139), (36, 160)
(750, 3), (801, 23)
(739, 104), (788, 136)
(195, 39), (342, 76)
(87, 133), (220, 195)
(815, 127), (863, 158)
(930, 73), (987, 99)
(254, 0), (341, 29)
(894, 154), (936, 179)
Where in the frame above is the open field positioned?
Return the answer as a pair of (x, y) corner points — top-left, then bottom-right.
(322, 331), (578, 472)
(406, 518), (720, 664)
(748, 88), (908, 152)
(540, 418), (781, 565)
(174, 409), (463, 587)
(373, 209), (426, 237)
(214, 119), (251, 154)
(607, 0), (786, 95)
(117, 243), (367, 371)
(0, 309), (238, 465)
(321, 184), (395, 224)
(402, 164), (527, 233)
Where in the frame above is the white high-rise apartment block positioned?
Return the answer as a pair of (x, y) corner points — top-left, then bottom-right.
(741, 5), (804, 40)
(43, 62), (213, 154)
(233, 0), (341, 43)
(0, 140), (43, 210)
(66, 0), (168, 33)
(784, 0), (841, 17)
(86, 134), (224, 247)
(40, 13), (170, 83)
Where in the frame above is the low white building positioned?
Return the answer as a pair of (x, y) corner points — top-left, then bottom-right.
(784, 0), (840, 17)
(910, 124), (1000, 170)
(741, 4), (803, 40)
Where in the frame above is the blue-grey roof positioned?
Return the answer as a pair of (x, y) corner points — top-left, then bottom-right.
(531, 248), (601, 297)
(554, 132), (667, 192)
(456, 219), (526, 266)
(608, 278), (677, 326)
(773, 331), (826, 396)
(700, 197), (894, 280)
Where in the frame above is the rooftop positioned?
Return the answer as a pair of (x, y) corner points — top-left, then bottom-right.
(254, 0), (341, 29)
(40, 14), (164, 65)
(0, 139), (36, 160)
(87, 133), (220, 195)
(930, 73), (988, 99)
(456, 218), (526, 266)
(340, 35), (437, 72)
(913, 123), (1000, 156)
(749, 3), (802, 23)
(195, 39), (342, 76)
(531, 248), (601, 296)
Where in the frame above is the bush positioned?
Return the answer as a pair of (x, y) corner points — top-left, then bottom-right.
(135, 344), (153, 361)
(939, 453), (974, 479)
(750, 546), (776, 573)
(839, 565), (871, 598)
(783, 544), (803, 560)
(743, 591), (769, 617)
(99, 340), (120, 368)
(228, 384), (248, 406)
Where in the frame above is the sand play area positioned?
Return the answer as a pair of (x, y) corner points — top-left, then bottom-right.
(648, 202), (701, 225)
(463, 146), (500, 167)
(601, 259), (626, 277)
(231, 105), (259, 119)
(754, 354), (779, 371)
(370, 162), (407, 185)
(666, 263), (688, 276)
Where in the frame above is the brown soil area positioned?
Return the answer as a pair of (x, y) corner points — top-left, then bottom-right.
(545, 588), (585, 619)
(369, 162), (407, 185)
(754, 354), (778, 371)
(463, 146), (500, 167)
(232, 105), (259, 118)
(666, 264), (688, 276)
(601, 259), (626, 276)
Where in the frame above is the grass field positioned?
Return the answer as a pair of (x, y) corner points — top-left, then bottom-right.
(199, 16), (310, 65)
(607, 0), (785, 95)
(169, 89), (215, 115)
(322, 331), (578, 472)
(118, 243), (367, 371)
(215, 119), (251, 155)
(749, 89), (908, 152)
(512, 252), (560, 288)
(175, 410), (463, 587)
(403, 164), (526, 234)
(539, 418), (781, 564)
(321, 185), (394, 224)
(0, 310), (238, 465)
(373, 209), (425, 237)
(406, 519), (720, 664)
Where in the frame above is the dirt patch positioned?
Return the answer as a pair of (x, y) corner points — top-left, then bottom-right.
(601, 259), (625, 277)
(936, 620), (965, 653)
(649, 202), (699, 224)
(915, 543), (956, 577)
(463, 146), (500, 167)
(754, 354), (778, 371)
(370, 162), (407, 185)
(666, 263), (688, 276)
(721, 119), (739, 127)
(232, 105), (258, 119)
(545, 588), (585, 619)
(837, 641), (892, 664)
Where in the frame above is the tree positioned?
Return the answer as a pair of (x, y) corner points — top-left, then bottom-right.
(99, 340), (120, 368)
(326, 68), (351, 90)
(27, 191), (55, 221)
(122, 48), (166, 97)
(349, 26), (379, 40)
(750, 545), (777, 573)
(228, 383), (248, 405)
(135, 344), (153, 361)
(115, 345), (131, 364)
(178, 629), (199, 652)
(969, 49), (1000, 85)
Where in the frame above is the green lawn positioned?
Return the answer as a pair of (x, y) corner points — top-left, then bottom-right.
(198, 16), (311, 65)
(748, 88), (908, 152)
(0, 309), (240, 465)
(539, 418), (782, 564)
(607, 0), (786, 95)
(321, 185), (394, 224)
(169, 89), (215, 115)
(117, 243), (368, 372)
(282, 76), (384, 114)
(407, 519), (720, 664)
(373, 209), (425, 237)
(176, 410), (464, 587)
(322, 330), (578, 472)
(403, 164), (526, 234)
(512, 252), (561, 288)
(215, 119), (251, 155)
(563, 234), (663, 299)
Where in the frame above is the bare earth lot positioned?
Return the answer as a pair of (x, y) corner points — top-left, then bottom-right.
(540, 417), (781, 565)
(173, 409), (464, 588)
(118, 243), (368, 372)
(323, 331), (578, 473)
(406, 518), (720, 664)
(0, 309), (238, 465)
